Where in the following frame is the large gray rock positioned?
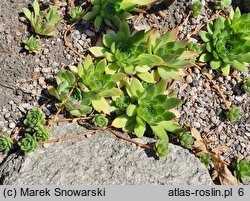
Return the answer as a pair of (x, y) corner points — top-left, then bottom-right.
(0, 122), (213, 185)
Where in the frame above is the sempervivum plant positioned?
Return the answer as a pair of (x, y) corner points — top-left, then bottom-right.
(199, 154), (212, 167)
(214, 0), (232, 10)
(226, 107), (240, 121)
(233, 158), (250, 182)
(89, 22), (152, 82)
(23, 0), (61, 36)
(24, 108), (46, 131)
(154, 139), (169, 158)
(139, 28), (196, 80)
(83, 0), (154, 31)
(177, 131), (194, 149)
(112, 78), (182, 140)
(0, 135), (13, 153)
(76, 55), (125, 114)
(92, 114), (108, 128)
(90, 25), (196, 82)
(33, 125), (50, 142)
(48, 69), (93, 116)
(18, 134), (38, 155)
(242, 77), (250, 93)
(199, 8), (250, 75)
(23, 35), (41, 53)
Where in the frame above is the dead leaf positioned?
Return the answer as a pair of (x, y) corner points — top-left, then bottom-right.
(219, 165), (238, 185)
(193, 141), (207, 155)
(211, 146), (229, 155)
(191, 127), (202, 141)
(211, 170), (219, 181)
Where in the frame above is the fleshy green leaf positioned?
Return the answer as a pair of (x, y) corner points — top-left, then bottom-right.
(92, 97), (110, 114)
(89, 46), (106, 57)
(232, 60), (247, 72)
(158, 121), (184, 134)
(134, 121), (146, 137)
(126, 104), (137, 117)
(199, 31), (211, 42)
(150, 125), (169, 141)
(137, 72), (155, 83)
(112, 114), (129, 128)
(199, 53), (212, 62)
(210, 60), (222, 69)
(23, 8), (32, 21)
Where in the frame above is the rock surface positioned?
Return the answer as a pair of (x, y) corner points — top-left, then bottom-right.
(0, 123), (213, 185)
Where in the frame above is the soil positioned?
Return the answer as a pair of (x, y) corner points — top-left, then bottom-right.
(0, 0), (249, 175)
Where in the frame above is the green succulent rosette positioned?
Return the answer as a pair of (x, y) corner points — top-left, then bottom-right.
(226, 107), (240, 121)
(242, 77), (250, 93)
(0, 135), (13, 153)
(199, 154), (212, 167)
(199, 8), (250, 75)
(23, 0), (61, 36)
(33, 125), (50, 142)
(154, 139), (169, 158)
(177, 131), (194, 149)
(18, 134), (38, 155)
(92, 114), (108, 128)
(234, 158), (250, 181)
(24, 108), (46, 131)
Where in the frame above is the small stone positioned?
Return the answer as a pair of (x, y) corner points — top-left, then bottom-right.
(191, 79), (199, 87)
(235, 96), (243, 102)
(4, 113), (11, 119)
(203, 127), (210, 133)
(51, 62), (59, 69)
(216, 108), (222, 115)
(34, 67), (40, 73)
(0, 121), (5, 128)
(193, 122), (201, 128)
(43, 48), (49, 55)
(8, 122), (16, 129)
(236, 145), (241, 151)
(8, 100), (14, 105)
(85, 30), (95, 37)
(190, 18), (197, 24)
(41, 68), (51, 73)
(186, 75), (193, 84)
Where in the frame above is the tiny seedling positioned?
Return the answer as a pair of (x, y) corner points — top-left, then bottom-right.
(242, 77), (250, 93)
(226, 107), (240, 121)
(23, 0), (61, 36)
(199, 154), (212, 167)
(23, 35), (41, 53)
(191, 0), (203, 17)
(214, 0), (232, 10)
(69, 6), (84, 21)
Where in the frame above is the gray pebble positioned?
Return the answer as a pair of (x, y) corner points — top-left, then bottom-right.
(4, 113), (11, 119)
(186, 75), (193, 84)
(85, 30), (95, 37)
(43, 48), (49, 55)
(8, 122), (16, 129)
